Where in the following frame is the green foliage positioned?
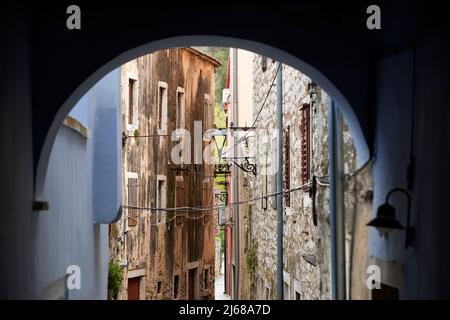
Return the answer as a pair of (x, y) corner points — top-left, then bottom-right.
(215, 229), (225, 253)
(111, 224), (119, 239)
(194, 47), (229, 128)
(108, 260), (123, 300)
(246, 241), (258, 276)
(134, 128), (141, 146)
(195, 47), (229, 104)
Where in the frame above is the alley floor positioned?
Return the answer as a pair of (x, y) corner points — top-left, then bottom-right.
(214, 274), (230, 300)
(215, 260), (230, 300)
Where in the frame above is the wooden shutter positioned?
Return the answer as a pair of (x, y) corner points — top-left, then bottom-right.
(300, 103), (311, 188)
(284, 125), (291, 206)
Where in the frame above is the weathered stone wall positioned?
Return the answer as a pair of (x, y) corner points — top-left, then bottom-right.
(109, 48), (218, 300)
(240, 55), (373, 300)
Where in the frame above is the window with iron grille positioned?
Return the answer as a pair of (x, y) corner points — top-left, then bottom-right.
(284, 125), (291, 206)
(300, 103), (311, 188)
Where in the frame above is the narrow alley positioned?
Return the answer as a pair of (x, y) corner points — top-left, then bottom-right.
(3, 2), (450, 303)
(101, 47), (373, 300)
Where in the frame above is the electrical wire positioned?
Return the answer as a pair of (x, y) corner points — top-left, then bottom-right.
(220, 63), (281, 160)
(122, 180), (311, 214)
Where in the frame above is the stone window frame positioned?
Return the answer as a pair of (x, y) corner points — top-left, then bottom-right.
(187, 262), (200, 300)
(202, 264), (210, 291)
(283, 271), (291, 300)
(173, 274), (181, 299)
(156, 175), (167, 223)
(157, 81), (168, 135)
(293, 278), (302, 300)
(127, 268), (146, 300)
(126, 171), (139, 228)
(176, 86), (186, 129)
(126, 73), (139, 132)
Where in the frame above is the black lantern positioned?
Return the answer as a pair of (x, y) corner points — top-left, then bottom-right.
(211, 128), (227, 162)
(367, 188), (414, 248)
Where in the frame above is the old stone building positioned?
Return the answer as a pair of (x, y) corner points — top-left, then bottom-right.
(224, 51), (373, 299)
(109, 48), (220, 300)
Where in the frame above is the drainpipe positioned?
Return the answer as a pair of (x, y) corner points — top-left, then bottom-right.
(275, 62), (284, 300)
(328, 98), (346, 300)
(232, 48), (240, 300)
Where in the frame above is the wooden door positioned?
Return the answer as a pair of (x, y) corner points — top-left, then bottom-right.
(128, 277), (140, 300)
(188, 268), (196, 300)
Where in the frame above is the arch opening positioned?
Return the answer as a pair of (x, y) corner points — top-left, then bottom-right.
(35, 35), (369, 199)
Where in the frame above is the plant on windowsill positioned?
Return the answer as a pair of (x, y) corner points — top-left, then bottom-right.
(134, 128), (141, 146)
(108, 260), (123, 300)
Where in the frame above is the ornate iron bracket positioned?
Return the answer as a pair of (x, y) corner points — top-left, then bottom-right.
(227, 157), (257, 176)
(215, 192), (228, 203)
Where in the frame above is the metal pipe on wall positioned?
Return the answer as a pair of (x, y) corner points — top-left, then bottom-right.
(275, 61), (284, 300)
(232, 47), (240, 300)
(328, 97), (346, 300)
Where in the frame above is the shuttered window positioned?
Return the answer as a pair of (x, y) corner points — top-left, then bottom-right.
(300, 103), (311, 188)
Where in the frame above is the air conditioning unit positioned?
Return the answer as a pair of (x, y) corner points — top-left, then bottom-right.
(222, 89), (231, 112)
(118, 260), (128, 268)
(222, 88), (231, 104)
(218, 206), (228, 226)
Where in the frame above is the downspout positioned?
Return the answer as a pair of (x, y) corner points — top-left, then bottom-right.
(328, 98), (346, 300)
(275, 62), (284, 300)
(232, 48), (240, 300)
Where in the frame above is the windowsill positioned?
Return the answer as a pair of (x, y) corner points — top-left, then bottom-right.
(126, 124), (139, 132)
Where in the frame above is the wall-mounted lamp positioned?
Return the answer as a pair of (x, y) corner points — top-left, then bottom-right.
(367, 188), (414, 248)
(211, 128), (227, 162)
